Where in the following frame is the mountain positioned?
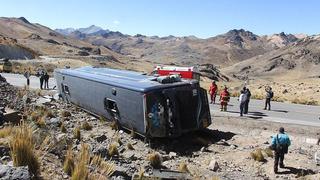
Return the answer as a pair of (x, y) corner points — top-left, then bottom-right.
(0, 17), (118, 58)
(60, 27), (301, 67)
(222, 35), (320, 80)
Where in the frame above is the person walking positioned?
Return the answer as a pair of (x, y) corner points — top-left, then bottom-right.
(44, 72), (49, 89)
(239, 90), (247, 116)
(209, 81), (218, 104)
(271, 127), (291, 173)
(219, 87), (230, 111)
(244, 87), (251, 114)
(23, 69), (30, 87)
(264, 86), (274, 110)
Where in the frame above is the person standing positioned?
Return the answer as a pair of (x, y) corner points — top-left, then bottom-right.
(44, 72), (49, 89)
(209, 81), (218, 104)
(239, 90), (247, 116)
(244, 87), (251, 114)
(24, 69), (30, 87)
(219, 87), (230, 111)
(39, 69), (45, 89)
(264, 87), (274, 110)
(271, 127), (291, 173)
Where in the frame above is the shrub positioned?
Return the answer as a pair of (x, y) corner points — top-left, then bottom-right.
(72, 144), (90, 180)
(250, 148), (265, 162)
(82, 122), (92, 131)
(147, 152), (162, 169)
(73, 127), (81, 141)
(178, 162), (189, 173)
(36, 116), (46, 128)
(99, 116), (107, 123)
(63, 147), (75, 175)
(10, 124), (40, 176)
(110, 121), (118, 130)
(107, 143), (119, 157)
(90, 155), (115, 177)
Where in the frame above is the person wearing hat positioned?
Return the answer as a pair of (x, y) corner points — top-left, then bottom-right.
(271, 127), (291, 173)
(219, 86), (230, 111)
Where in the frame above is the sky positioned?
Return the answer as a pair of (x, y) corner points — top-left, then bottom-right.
(1, 0), (320, 38)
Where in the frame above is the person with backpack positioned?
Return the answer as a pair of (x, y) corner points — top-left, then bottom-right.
(239, 90), (247, 116)
(270, 127), (291, 173)
(209, 81), (218, 104)
(264, 86), (274, 110)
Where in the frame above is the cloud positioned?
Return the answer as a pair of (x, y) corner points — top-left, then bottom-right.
(113, 20), (120, 25)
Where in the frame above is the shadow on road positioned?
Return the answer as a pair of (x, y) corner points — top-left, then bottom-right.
(277, 166), (315, 177)
(271, 109), (289, 113)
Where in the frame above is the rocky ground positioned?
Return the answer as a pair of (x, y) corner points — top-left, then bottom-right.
(0, 74), (319, 180)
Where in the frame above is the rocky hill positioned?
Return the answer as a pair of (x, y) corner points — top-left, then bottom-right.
(0, 17), (119, 58)
(0, 34), (37, 59)
(56, 27), (304, 68)
(222, 35), (320, 80)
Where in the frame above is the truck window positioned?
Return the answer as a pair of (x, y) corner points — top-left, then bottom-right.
(62, 84), (70, 94)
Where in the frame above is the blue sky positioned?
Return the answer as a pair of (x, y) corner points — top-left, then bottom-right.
(1, 0), (320, 38)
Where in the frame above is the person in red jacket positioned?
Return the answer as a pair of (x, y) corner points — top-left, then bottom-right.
(219, 86), (230, 111)
(209, 81), (218, 104)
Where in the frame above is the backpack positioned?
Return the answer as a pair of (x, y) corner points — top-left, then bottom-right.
(270, 91), (274, 98)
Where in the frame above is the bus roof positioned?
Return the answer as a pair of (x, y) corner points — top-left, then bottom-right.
(55, 67), (195, 92)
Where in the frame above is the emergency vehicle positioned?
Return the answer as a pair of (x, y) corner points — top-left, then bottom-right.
(153, 65), (201, 81)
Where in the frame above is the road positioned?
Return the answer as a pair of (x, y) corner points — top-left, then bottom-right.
(1, 72), (320, 127)
(1, 73), (56, 90)
(210, 97), (320, 127)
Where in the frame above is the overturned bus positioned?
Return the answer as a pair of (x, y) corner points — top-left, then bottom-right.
(55, 67), (211, 138)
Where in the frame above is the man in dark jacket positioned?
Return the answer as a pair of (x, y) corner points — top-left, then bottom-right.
(271, 127), (291, 173)
(44, 72), (49, 89)
(244, 87), (251, 114)
(264, 87), (273, 110)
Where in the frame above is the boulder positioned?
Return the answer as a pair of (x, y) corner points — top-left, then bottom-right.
(0, 164), (30, 180)
(208, 159), (219, 171)
(95, 134), (107, 143)
(78, 51), (90, 56)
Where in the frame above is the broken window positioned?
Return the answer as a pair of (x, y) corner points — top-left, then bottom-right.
(104, 98), (118, 113)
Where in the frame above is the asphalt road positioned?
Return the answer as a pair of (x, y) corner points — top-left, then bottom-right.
(1, 73), (56, 90)
(210, 97), (320, 127)
(1, 73), (320, 127)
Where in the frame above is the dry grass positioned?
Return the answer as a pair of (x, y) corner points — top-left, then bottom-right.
(71, 144), (90, 180)
(130, 129), (136, 138)
(10, 124), (40, 176)
(273, 96), (285, 102)
(291, 98), (318, 105)
(108, 143), (119, 157)
(82, 121), (92, 131)
(210, 176), (221, 180)
(90, 155), (115, 177)
(99, 116), (107, 123)
(230, 91), (240, 97)
(110, 120), (119, 130)
(264, 148), (274, 158)
(73, 127), (81, 141)
(35, 89), (42, 97)
(61, 110), (71, 117)
(178, 162), (189, 173)
(251, 94), (264, 100)
(63, 147), (75, 175)
(35, 116), (46, 128)
(0, 126), (14, 138)
(250, 148), (265, 162)
(127, 143), (134, 150)
(147, 152), (162, 169)
(61, 122), (67, 133)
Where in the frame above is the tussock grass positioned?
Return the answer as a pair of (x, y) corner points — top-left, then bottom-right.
(61, 122), (67, 133)
(99, 116), (107, 123)
(61, 110), (71, 117)
(147, 152), (162, 169)
(71, 144), (90, 180)
(250, 148), (265, 162)
(273, 96), (285, 102)
(63, 147), (75, 175)
(108, 143), (119, 157)
(210, 177), (221, 180)
(178, 162), (189, 173)
(127, 143), (134, 150)
(73, 127), (81, 141)
(35, 116), (46, 128)
(110, 120), (118, 130)
(264, 148), (274, 158)
(36, 89), (42, 96)
(10, 124), (40, 176)
(292, 98), (318, 105)
(90, 155), (115, 177)
(82, 122), (92, 131)
(0, 126), (14, 138)
(251, 94), (264, 100)
(130, 129), (136, 138)
(230, 91), (240, 97)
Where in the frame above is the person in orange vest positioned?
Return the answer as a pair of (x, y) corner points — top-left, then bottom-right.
(209, 81), (218, 104)
(219, 86), (230, 111)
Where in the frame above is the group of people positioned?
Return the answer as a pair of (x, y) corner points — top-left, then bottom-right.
(209, 81), (294, 174)
(24, 69), (50, 89)
(209, 81), (274, 115)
